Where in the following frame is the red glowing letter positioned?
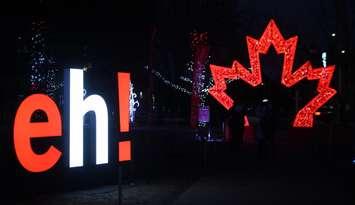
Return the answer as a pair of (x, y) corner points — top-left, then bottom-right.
(14, 94), (62, 172)
(117, 72), (130, 132)
(117, 72), (132, 162)
(208, 19), (337, 127)
(118, 141), (131, 162)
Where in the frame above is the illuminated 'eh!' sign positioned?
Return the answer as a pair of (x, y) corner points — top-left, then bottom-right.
(208, 20), (337, 127)
(14, 69), (131, 172)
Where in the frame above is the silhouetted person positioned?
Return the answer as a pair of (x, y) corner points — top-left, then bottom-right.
(249, 96), (273, 159)
(227, 103), (246, 153)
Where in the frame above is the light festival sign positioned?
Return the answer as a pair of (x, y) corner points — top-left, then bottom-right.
(208, 20), (337, 127)
(13, 20), (337, 173)
(14, 69), (132, 172)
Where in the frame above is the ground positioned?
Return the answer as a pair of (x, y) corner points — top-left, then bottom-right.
(15, 178), (193, 205)
(7, 125), (355, 205)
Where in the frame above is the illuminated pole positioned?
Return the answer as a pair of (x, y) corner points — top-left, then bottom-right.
(190, 32), (209, 128)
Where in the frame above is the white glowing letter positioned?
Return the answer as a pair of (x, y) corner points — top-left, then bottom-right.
(69, 69), (109, 168)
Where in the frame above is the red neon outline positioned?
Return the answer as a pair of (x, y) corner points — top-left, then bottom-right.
(208, 19), (336, 127)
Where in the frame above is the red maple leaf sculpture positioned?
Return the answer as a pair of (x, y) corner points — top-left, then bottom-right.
(208, 19), (337, 127)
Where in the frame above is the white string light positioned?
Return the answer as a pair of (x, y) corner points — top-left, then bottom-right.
(129, 82), (140, 122)
(179, 76), (192, 83)
(147, 56), (235, 101)
(30, 20), (62, 95)
(150, 68), (192, 95)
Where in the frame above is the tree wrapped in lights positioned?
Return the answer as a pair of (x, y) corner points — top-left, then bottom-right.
(29, 19), (62, 95)
(145, 30), (213, 128)
(189, 31), (210, 128)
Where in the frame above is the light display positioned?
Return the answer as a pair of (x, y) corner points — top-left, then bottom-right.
(150, 67), (192, 95)
(146, 31), (212, 102)
(117, 72), (130, 132)
(190, 31), (210, 128)
(208, 20), (337, 127)
(30, 20), (62, 94)
(69, 69), (109, 168)
(118, 141), (131, 162)
(117, 72), (132, 162)
(14, 94), (62, 172)
(14, 69), (133, 172)
(129, 82), (140, 123)
(322, 52), (327, 68)
(30, 20), (46, 91)
(179, 76), (192, 83)
(149, 60), (213, 98)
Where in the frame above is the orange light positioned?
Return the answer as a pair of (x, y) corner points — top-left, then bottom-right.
(13, 94), (62, 172)
(118, 141), (131, 162)
(117, 72), (130, 132)
(315, 112), (321, 116)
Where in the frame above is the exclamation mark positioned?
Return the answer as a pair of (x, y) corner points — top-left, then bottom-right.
(117, 72), (131, 162)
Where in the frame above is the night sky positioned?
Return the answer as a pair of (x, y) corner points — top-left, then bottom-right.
(0, 0), (349, 128)
(0, 0), (351, 109)
(9, 0), (355, 73)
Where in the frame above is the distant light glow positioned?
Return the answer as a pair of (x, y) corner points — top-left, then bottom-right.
(341, 50), (346, 54)
(352, 159), (355, 165)
(331, 33), (336, 37)
(322, 52), (327, 67)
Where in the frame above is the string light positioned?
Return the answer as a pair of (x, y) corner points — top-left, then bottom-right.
(149, 61), (215, 97)
(179, 76), (192, 83)
(150, 69), (192, 95)
(30, 20), (62, 95)
(146, 30), (212, 102)
(208, 19), (337, 128)
(148, 58), (231, 101)
(322, 52), (327, 67)
(129, 82), (140, 123)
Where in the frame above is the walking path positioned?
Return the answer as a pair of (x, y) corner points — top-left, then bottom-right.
(173, 147), (354, 205)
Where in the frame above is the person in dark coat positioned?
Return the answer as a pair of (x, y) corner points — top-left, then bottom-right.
(227, 102), (246, 153)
